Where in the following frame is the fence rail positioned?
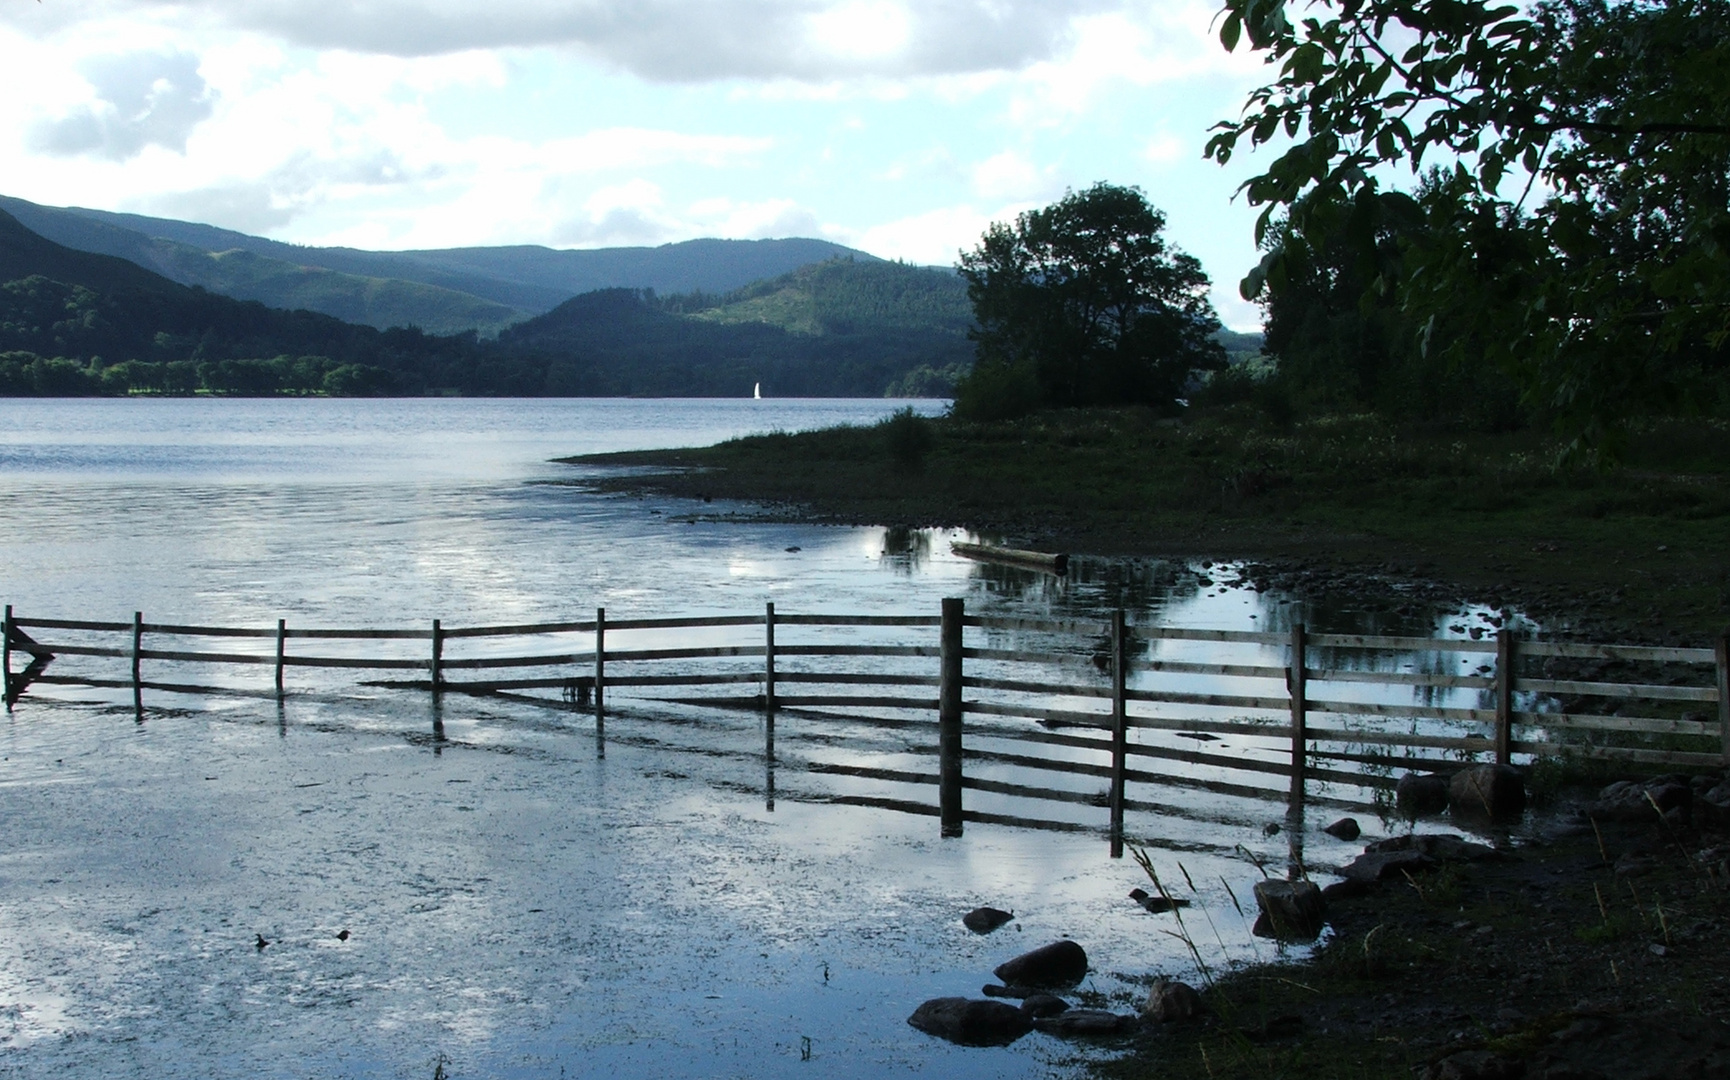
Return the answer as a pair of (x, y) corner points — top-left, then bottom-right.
(5, 600), (1726, 854)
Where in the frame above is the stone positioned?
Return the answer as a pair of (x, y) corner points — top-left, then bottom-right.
(1128, 887), (1190, 913)
(906, 997), (1032, 1046)
(980, 984), (1033, 999)
(1420, 1049), (1526, 1080)
(1397, 772), (1452, 819)
(1591, 778), (1691, 824)
(1340, 848), (1435, 884)
(993, 940), (1089, 988)
(1323, 817), (1362, 841)
(1031, 1009), (1138, 1037)
(1251, 879), (1327, 940)
(1142, 978), (1204, 1022)
(1696, 781), (1730, 831)
(1365, 833), (1498, 862)
(963, 906), (1015, 934)
(1449, 764), (1527, 822)
(1018, 993), (1070, 1019)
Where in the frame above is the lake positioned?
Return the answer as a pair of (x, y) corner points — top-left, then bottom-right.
(0, 398), (1491, 1078)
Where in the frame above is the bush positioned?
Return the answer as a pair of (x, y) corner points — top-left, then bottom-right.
(879, 407), (936, 470)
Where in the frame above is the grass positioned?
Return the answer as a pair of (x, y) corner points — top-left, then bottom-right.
(566, 406), (1730, 641)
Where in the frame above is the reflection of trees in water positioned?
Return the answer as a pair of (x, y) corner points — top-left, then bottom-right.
(877, 526), (933, 575)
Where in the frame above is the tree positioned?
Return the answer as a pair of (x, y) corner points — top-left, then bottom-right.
(1208, 0), (1730, 449)
(953, 183), (1224, 420)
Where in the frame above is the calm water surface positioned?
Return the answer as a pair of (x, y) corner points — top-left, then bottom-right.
(0, 399), (1493, 1079)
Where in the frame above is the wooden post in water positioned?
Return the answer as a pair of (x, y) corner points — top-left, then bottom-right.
(594, 607), (606, 758)
(764, 601), (776, 812)
(2, 604), (11, 710)
(430, 619), (444, 698)
(938, 597), (964, 838)
(274, 619), (287, 698)
(1288, 622), (1306, 807)
(1495, 630), (1515, 766)
(1109, 609), (1128, 858)
(1716, 632), (1730, 766)
(131, 611), (144, 720)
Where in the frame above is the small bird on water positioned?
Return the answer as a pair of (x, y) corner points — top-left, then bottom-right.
(255, 934), (270, 950)
(336, 929), (350, 941)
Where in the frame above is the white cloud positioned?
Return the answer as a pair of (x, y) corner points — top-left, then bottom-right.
(28, 50), (215, 161)
(854, 204), (1011, 266)
(6, 0), (1116, 82)
(970, 150), (1057, 202)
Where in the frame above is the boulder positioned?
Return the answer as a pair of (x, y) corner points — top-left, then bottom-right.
(1142, 978), (1204, 1023)
(1339, 848), (1434, 885)
(907, 997), (1032, 1046)
(1251, 879), (1326, 941)
(1396, 773), (1451, 819)
(1031, 1009), (1138, 1037)
(1448, 764), (1527, 822)
(1591, 778), (1692, 825)
(993, 940), (1089, 988)
(1698, 780), (1730, 831)
(1365, 833), (1498, 862)
(1018, 993), (1070, 1019)
(963, 906), (1015, 934)
(1419, 1049), (1525, 1080)
(1322, 817), (1361, 841)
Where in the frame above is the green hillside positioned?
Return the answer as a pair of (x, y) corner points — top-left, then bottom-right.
(0, 195), (881, 329)
(682, 258), (972, 337)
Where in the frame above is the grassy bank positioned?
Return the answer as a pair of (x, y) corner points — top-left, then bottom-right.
(1089, 811), (1730, 1080)
(565, 406), (1730, 641)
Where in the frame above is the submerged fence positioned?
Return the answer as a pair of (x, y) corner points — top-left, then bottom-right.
(5, 601), (1727, 853)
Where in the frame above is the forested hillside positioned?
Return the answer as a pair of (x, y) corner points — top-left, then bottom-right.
(0, 211), (971, 397)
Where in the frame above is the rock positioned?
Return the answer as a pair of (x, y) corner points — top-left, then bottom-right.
(993, 940), (1089, 988)
(1340, 848), (1435, 884)
(1449, 764), (1527, 822)
(1365, 833), (1498, 862)
(1320, 877), (1372, 903)
(1420, 1049), (1525, 1080)
(1251, 879), (1326, 940)
(1323, 817), (1362, 841)
(981, 984), (1033, 999)
(1696, 781), (1730, 830)
(907, 997), (1032, 1046)
(1142, 978), (1204, 1022)
(1018, 993), (1070, 1019)
(1128, 888), (1191, 913)
(1031, 1009), (1138, 1037)
(1591, 778), (1691, 825)
(1613, 852), (1657, 877)
(963, 906), (1015, 934)
(1397, 773), (1452, 819)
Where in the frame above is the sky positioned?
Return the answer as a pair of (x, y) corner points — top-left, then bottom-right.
(0, 1), (1278, 329)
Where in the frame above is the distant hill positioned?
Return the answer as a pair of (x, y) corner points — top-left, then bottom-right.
(0, 194), (876, 333)
(0, 211), (962, 398)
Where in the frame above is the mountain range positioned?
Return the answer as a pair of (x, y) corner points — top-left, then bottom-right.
(0, 194), (874, 336)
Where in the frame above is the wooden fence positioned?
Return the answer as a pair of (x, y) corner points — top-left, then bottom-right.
(5, 601), (1726, 854)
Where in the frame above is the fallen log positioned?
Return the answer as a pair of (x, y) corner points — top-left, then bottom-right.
(951, 542), (1069, 575)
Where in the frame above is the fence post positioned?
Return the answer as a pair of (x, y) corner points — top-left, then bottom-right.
(765, 600), (776, 811)
(1109, 608), (1128, 858)
(131, 611), (144, 720)
(430, 619), (444, 698)
(1288, 622), (1306, 807)
(764, 602), (777, 714)
(2, 604), (11, 710)
(275, 619), (287, 698)
(594, 607), (606, 758)
(1716, 632), (1729, 767)
(938, 597), (964, 838)
(1495, 630), (1515, 766)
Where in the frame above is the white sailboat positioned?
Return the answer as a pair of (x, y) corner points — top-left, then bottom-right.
(753, 382), (761, 400)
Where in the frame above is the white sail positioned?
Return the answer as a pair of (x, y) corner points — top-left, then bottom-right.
(753, 382), (761, 399)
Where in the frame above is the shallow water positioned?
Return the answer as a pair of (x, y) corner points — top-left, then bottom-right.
(0, 398), (1508, 1078)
